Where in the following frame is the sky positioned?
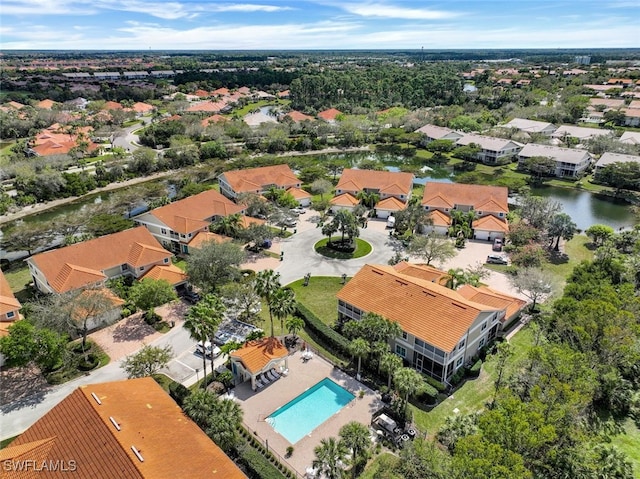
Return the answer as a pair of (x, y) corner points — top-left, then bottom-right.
(1, 0), (639, 50)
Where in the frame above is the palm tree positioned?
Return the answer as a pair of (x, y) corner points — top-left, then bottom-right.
(182, 389), (216, 430)
(184, 294), (226, 387)
(271, 287), (296, 335)
(211, 213), (243, 238)
(206, 398), (244, 453)
(339, 422), (371, 478)
(254, 269), (281, 337)
(312, 437), (348, 479)
(371, 341), (389, 374)
(349, 338), (370, 380)
(264, 185), (281, 202)
(444, 268), (466, 290)
(394, 367), (425, 410)
(285, 316), (305, 342)
(380, 352), (403, 389)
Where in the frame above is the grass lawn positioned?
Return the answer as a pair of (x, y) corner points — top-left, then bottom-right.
(287, 276), (346, 325)
(2, 263), (33, 303)
(314, 237), (372, 259)
(610, 418), (640, 477)
(45, 339), (110, 385)
(412, 326), (534, 436)
(542, 234), (593, 287)
(0, 140), (15, 161)
(360, 453), (399, 479)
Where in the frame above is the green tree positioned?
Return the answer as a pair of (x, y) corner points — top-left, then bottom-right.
(452, 435), (532, 479)
(311, 178), (332, 199)
(349, 337), (370, 379)
(585, 224), (615, 247)
(186, 241), (246, 292)
(492, 342), (513, 408)
(339, 421), (371, 477)
(509, 267), (553, 312)
(394, 367), (425, 409)
(395, 438), (450, 479)
(285, 316), (305, 341)
(407, 233), (456, 266)
(129, 279), (177, 312)
(184, 294), (226, 387)
(546, 212), (577, 251)
(271, 287), (296, 334)
(254, 269), (281, 337)
(121, 344), (173, 378)
(312, 437), (348, 479)
(0, 320), (66, 372)
(0, 222), (55, 256)
(86, 214), (133, 236)
(210, 213), (243, 238)
(437, 414), (478, 453)
(380, 352), (403, 388)
(517, 194), (562, 231)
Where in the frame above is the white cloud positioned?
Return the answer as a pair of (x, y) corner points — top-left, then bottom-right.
(95, 0), (198, 20)
(1, 0), (95, 15)
(209, 4), (294, 12)
(340, 2), (460, 20)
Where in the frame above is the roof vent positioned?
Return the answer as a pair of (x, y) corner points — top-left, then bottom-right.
(451, 302), (467, 310)
(109, 416), (121, 431)
(91, 393), (102, 405)
(131, 446), (144, 462)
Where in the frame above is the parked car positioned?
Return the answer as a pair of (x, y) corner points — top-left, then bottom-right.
(493, 238), (503, 251)
(486, 254), (508, 265)
(293, 207), (306, 214)
(386, 216), (396, 228)
(196, 341), (222, 358)
(277, 218), (297, 228)
(183, 291), (201, 304)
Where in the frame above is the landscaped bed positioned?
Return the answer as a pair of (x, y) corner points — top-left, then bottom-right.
(314, 237), (372, 259)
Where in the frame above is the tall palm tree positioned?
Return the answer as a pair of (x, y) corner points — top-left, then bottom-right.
(394, 367), (425, 409)
(184, 294), (226, 387)
(285, 316), (305, 342)
(371, 341), (390, 374)
(207, 398), (244, 454)
(271, 287), (296, 335)
(312, 437), (348, 479)
(339, 422), (371, 478)
(445, 268), (466, 290)
(254, 269), (281, 337)
(349, 338), (370, 379)
(380, 352), (403, 389)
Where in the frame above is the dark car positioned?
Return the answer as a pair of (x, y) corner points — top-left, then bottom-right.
(183, 291), (201, 304)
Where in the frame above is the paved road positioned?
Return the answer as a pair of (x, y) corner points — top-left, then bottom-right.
(113, 116), (151, 151)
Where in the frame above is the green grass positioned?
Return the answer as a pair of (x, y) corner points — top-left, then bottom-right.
(287, 276), (346, 325)
(0, 436), (17, 449)
(412, 326), (534, 436)
(360, 453), (399, 479)
(2, 263), (33, 303)
(45, 340), (110, 385)
(314, 237), (372, 259)
(173, 258), (187, 271)
(0, 140), (15, 161)
(542, 234), (594, 287)
(610, 418), (640, 478)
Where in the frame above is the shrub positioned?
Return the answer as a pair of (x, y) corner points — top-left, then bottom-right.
(424, 376), (447, 392)
(450, 368), (466, 386)
(467, 359), (482, 378)
(237, 446), (284, 479)
(78, 354), (99, 371)
(295, 303), (350, 356)
(144, 310), (161, 325)
(168, 381), (191, 406)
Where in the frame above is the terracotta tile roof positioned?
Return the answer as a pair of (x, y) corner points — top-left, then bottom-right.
(189, 232), (232, 249)
(140, 263), (188, 285)
(186, 100), (228, 112)
(317, 108), (342, 121)
(36, 99), (56, 109)
(163, 114), (182, 122)
(422, 182), (508, 213)
(230, 337), (288, 374)
(330, 193), (359, 207)
(393, 262), (448, 285)
(375, 196), (407, 211)
(6, 101), (25, 109)
(0, 322), (11, 337)
(147, 189), (244, 234)
(240, 215), (266, 229)
(336, 169), (414, 198)
(623, 108), (640, 118)
(472, 215), (509, 233)
(71, 288), (125, 322)
(201, 114), (227, 127)
(220, 164), (300, 195)
(8, 378), (246, 479)
(286, 186), (311, 200)
(28, 227), (171, 293)
(102, 101), (123, 110)
(337, 264), (499, 352)
(457, 285), (527, 322)
(237, 87), (251, 95)
(1, 270), (22, 317)
(212, 87), (230, 96)
(31, 124), (98, 157)
(194, 89), (210, 98)
(285, 111), (315, 122)
(131, 102), (154, 113)
(427, 209), (452, 227)
(277, 90), (290, 97)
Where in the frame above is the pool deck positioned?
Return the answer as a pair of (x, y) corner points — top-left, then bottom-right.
(234, 349), (383, 476)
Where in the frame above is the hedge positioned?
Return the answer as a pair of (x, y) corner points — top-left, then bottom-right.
(421, 381), (438, 398)
(467, 359), (482, 378)
(424, 375), (447, 392)
(295, 303), (350, 356)
(238, 447), (286, 479)
(169, 381), (191, 406)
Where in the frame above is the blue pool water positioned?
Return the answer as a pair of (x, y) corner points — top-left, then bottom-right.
(267, 378), (355, 444)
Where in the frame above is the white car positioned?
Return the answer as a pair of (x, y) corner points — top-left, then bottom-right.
(196, 341), (222, 358)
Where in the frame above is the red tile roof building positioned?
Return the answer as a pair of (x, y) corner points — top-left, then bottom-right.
(3, 378), (246, 479)
(133, 189), (244, 254)
(31, 124), (98, 157)
(0, 270), (21, 322)
(218, 164), (301, 199)
(26, 227), (172, 294)
(335, 169), (414, 209)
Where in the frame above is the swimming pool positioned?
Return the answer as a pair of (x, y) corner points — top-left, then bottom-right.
(266, 378), (355, 443)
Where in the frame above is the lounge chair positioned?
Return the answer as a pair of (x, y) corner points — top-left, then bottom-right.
(255, 379), (264, 389)
(268, 370), (279, 381)
(270, 368), (281, 379)
(260, 373), (271, 384)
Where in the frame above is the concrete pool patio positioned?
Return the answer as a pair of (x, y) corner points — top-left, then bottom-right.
(234, 348), (383, 476)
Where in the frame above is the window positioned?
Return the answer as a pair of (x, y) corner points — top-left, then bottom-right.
(163, 258), (169, 264)
(456, 357), (464, 368)
(161, 228), (167, 234)
(121, 264), (128, 272)
(424, 206), (430, 210)
(396, 345), (406, 358)
(479, 338), (485, 348)
(458, 338), (466, 349)
(402, 331), (408, 340)
(139, 267), (145, 272)
(477, 211), (483, 215)
(499, 212), (504, 217)
(7, 311), (15, 319)
(481, 321), (487, 331)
